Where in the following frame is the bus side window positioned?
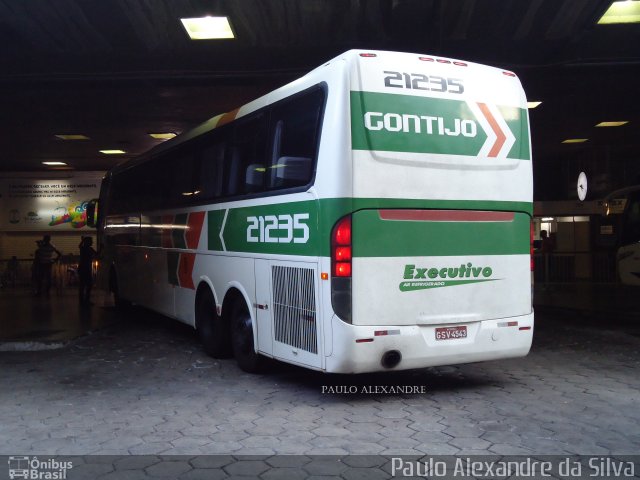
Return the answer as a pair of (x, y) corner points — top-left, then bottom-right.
(169, 151), (198, 204)
(231, 114), (267, 196)
(139, 162), (167, 211)
(267, 87), (325, 190)
(199, 140), (226, 201)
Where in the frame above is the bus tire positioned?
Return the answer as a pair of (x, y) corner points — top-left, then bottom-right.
(196, 287), (231, 358)
(230, 299), (266, 373)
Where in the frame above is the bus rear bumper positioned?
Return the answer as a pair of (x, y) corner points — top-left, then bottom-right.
(325, 312), (534, 374)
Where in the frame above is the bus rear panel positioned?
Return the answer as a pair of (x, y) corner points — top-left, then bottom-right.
(325, 51), (533, 373)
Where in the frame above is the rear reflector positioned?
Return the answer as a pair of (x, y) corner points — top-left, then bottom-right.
(356, 338), (374, 343)
(519, 326), (532, 331)
(375, 329), (401, 336)
(379, 209), (515, 222)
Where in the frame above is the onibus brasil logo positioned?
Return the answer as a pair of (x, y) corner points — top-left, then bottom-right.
(400, 262), (497, 292)
(8, 456), (72, 479)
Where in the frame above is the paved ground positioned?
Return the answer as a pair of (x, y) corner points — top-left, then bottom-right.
(1, 301), (639, 460)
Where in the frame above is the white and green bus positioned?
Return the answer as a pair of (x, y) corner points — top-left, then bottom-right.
(90, 50), (534, 373)
(604, 186), (640, 286)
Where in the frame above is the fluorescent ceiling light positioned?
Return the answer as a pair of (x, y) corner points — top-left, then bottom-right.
(527, 101), (542, 109)
(595, 121), (629, 127)
(562, 139), (588, 144)
(181, 16), (235, 40)
(100, 149), (126, 154)
(149, 133), (177, 140)
(55, 134), (89, 140)
(42, 161), (67, 166)
(598, 1), (640, 24)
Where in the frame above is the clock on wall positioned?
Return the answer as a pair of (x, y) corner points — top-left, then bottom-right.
(577, 171), (588, 201)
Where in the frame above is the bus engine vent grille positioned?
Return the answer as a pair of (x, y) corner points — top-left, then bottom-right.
(272, 266), (318, 354)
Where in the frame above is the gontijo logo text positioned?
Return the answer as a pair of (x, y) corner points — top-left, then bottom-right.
(400, 262), (497, 292)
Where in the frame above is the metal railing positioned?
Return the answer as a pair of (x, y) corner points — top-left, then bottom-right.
(533, 251), (618, 284)
(0, 257), (81, 291)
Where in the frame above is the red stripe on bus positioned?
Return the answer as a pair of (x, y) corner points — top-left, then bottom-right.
(178, 253), (196, 290)
(217, 108), (240, 127)
(378, 210), (515, 222)
(185, 211), (205, 250)
(477, 102), (506, 157)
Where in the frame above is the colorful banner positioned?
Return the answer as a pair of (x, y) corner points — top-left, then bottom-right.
(0, 174), (102, 231)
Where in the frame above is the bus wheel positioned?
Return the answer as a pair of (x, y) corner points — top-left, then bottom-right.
(230, 300), (266, 373)
(196, 287), (231, 358)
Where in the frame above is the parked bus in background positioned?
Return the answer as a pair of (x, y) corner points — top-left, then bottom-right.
(88, 50), (534, 373)
(604, 185), (640, 286)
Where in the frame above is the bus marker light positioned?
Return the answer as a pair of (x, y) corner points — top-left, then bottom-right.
(519, 326), (532, 331)
(498, 321), (519, 328)
(419, 57), (435, 62)
(375, 330), (400, 336)
(359, 53), (377, 57)
(321, 272), (329, 280)
(437, 59), (451, 64)
(453, 61), (468, 67)
(503, 71), (516, 77)
(356, 338), (374, 343)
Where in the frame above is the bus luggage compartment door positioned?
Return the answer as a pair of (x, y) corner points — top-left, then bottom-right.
(256, 259), (322, 369)
(351, 208), (532, 327)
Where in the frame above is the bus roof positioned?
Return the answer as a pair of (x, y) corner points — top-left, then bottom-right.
(110, 49), (518, 175)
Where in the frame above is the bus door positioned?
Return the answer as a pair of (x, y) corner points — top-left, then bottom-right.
(255, 259), (322, 369)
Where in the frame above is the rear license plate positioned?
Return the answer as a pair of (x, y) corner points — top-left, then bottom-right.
(435, 326), (467, 340)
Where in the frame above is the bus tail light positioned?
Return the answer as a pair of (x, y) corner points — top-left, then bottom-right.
(332, 216), (352, 277)
(331, 215), (352, 323)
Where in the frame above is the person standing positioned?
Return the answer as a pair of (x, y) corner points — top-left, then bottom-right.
(35, 235), (61, 295)
(78, 236), (97, 305)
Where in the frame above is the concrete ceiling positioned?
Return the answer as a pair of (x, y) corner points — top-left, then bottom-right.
(0, 0), (639, 198)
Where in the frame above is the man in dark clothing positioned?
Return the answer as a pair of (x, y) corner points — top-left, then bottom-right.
(78, 236), (97, 305)
(35, 235), (61, 295)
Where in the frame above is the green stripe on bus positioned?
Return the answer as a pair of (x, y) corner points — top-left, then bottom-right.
(499, 106), (531, 161)
(221, 201), (320, 255)
(204, 198), (532, 257)
(350, 91), (530, 160)
(207, 210), (226, 251)
(352, 209), (530, 257)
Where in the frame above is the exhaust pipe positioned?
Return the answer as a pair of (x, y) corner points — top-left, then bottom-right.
(381, 350), (402, 369)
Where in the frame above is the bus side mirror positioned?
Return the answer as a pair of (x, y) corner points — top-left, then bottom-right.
(86, 199), (98, 228)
